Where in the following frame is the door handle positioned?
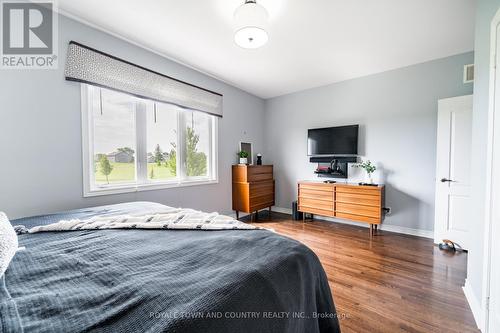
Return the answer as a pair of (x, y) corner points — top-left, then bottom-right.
(440, 178), (454, 183)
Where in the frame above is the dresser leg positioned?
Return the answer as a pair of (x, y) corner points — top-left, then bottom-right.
(268, 206), (272, 220)
(236, 211), (239, 220)
(370, 224), (374, 237)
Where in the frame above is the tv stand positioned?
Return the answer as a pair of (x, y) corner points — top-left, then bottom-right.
(298, 181), (385, 236)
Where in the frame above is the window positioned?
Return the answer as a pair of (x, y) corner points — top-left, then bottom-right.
(182, 110), (212, 178)
(146, 102), (178, 182)
(82, 85), (218, 196)
(92, 88), (137, 185)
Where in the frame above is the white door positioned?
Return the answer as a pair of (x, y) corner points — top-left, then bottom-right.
(486, 20), (500, 333)
(434, 95), (473, 250)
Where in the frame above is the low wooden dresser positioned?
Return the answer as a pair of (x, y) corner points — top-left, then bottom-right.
(298, 181), (385, 235)
(232, 165), (275, 220)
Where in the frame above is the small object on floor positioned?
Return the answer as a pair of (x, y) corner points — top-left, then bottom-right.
(292, 201), (303, 220)
(323, 180), (336, 184)
(438, 239), (463, 252)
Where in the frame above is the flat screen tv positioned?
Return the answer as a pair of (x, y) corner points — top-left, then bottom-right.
(307, 125), (359, 156)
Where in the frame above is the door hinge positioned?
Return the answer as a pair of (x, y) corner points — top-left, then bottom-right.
(486, 296), (491, 312)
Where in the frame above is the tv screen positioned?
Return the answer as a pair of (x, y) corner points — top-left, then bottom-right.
(307, 125), (359, 156)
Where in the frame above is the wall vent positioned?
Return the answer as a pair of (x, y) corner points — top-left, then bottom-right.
(464, 64), (474, 83)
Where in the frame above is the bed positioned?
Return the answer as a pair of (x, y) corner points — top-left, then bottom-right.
(1, 202), (340, 333)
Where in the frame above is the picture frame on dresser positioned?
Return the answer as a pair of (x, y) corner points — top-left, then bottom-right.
(239, 142), (253, 165)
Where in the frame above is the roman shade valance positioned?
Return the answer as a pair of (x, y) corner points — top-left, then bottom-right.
(64, 41), (223, 117)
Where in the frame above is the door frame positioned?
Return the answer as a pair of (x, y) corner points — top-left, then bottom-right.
(482, 7), (500, 333)
(433, 95), (473, 248)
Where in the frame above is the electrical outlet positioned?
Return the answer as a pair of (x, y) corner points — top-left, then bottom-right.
(383, 207), (391, 215)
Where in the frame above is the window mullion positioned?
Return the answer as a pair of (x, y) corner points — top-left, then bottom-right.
(210, 117), (217, 181)
(136, 102), (148, 185)
(88, 87), (96, 187)
(207, 116), (212, 179)
(177, 109), (185, 181)
(84, 85), (95, 192)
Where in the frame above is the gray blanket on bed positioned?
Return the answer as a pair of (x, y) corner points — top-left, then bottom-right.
(1, 202), (340, 333)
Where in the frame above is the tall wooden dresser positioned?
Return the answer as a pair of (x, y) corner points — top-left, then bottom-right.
(232, 165), (275, 220)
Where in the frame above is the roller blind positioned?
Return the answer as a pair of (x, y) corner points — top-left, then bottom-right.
(64, 41), (223, 117)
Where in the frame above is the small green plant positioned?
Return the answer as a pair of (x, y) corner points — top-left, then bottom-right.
(354, 160), (377, 177)
(238, 150), (249, 158)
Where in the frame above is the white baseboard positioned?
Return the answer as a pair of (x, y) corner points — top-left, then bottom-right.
(271, 206), (433, 239)
(271, 207), (293, 215)
(463, 279), (484, 331)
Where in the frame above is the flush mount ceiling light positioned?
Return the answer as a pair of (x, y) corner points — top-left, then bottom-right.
(234, 0), (269, 49)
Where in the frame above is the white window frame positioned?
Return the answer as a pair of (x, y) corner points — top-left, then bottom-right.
(81, 84), (218, 197)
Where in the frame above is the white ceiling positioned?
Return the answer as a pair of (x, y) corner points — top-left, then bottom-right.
(58, 0), (477, 99)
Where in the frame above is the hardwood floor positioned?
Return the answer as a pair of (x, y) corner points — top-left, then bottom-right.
(246, 212), (479, 333)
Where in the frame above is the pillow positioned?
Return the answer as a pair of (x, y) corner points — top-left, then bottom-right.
(0, 212), (18, 277)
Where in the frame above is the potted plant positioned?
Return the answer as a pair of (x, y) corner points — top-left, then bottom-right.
(238, 150), (249, 165)
(354, 160), (377, 184)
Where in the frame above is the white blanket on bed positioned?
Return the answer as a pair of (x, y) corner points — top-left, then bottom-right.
(27, 208), (260, 233)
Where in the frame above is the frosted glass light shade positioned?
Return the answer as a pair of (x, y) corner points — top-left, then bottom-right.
(234, 1), (269, 49)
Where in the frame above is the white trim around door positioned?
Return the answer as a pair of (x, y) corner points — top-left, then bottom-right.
(481, 7), (500, 333)
(434, 95), (473, 250)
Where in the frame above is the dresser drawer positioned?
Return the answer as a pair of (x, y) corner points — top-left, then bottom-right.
(336, 202), (381, 218)
(299, 182), (334, 192)
(248, 173), (273, 182)
(248, 165), (273, 175)
(335, 192), (380, 207)
(250, 181), (274, 198)
(232, 165), (273, 183)
(250, 193), (274, 211)
(299, 188), (334, 202)
(247, 165), (273, 182)
(299, 205), (334, 217)
(299, 197), (334, 211)
(336, 212), (380, 224)
(335, 185), (381, 196)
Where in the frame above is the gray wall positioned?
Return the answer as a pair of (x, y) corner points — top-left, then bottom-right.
(0, 14), (265, 219)
(264, 52), (474, 232)
(467, 0), (500, 314)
